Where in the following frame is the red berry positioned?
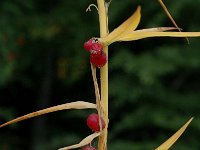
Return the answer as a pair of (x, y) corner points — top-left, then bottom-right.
(87, 113), (106, 132)
(90, 53), (107, 68)
(90, 42), (103, 56)
(82, 145), (96, 150)
(84, 39), (94, 51)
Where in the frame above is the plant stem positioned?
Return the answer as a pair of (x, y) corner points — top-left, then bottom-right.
(97, 0), (108, 150)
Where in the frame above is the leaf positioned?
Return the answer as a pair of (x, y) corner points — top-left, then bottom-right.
(0, 101), (96, 128)
(119, 31), (200, 41)
(135, 27), (180, 32)
(155, 117), (193, 150)
(99, 6), (141, 46)
(58, 132), (101, 150)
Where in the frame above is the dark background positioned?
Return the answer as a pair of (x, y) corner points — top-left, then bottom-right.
(0, 0), (200, 149)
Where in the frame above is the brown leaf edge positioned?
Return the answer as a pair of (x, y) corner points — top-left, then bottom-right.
(0, 101), (96, 128)
(58, 132), (101, 150)
(135, 27), (180, 32)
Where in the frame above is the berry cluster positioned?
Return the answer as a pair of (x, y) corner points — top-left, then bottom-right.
(83, 38), (107, 150)
(84, 38), (107, 68)
(82, 113), (106, 150)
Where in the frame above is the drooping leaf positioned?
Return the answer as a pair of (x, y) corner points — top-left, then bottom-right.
(99, 6), (141, 46)
(58, 132), (100, 150)
(155, 117), (193, 150)
(0, 101), (96, 128)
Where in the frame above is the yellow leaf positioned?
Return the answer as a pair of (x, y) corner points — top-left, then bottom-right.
(155, 117), (193, 150)
(0, 101), (96, 128)
(119, 31), (200, 41)
(58, 132), (101, 150)
(99, 6), (141, 46)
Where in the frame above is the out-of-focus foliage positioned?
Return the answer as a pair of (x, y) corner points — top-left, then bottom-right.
(0, 0), (200, 150)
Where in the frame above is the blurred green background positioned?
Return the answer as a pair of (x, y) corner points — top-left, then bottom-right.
(0, 0), (200, 149)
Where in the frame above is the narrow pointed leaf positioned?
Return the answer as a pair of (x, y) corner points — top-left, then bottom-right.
(119, 31), (200, 41)
(99, 6), (141, 46)
(0, 101), (96, 128)
(155, 117), (193, 150)
(58, 132), (100, 150)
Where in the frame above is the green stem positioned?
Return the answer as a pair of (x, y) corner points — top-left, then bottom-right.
(97, 0), (108, 150)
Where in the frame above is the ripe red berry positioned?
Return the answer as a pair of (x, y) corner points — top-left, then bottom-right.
(84, 38), (103, 54)
(82, 145), (96, 150)
(90, 53), (107, 68)
(84, 39), (94, 51)
(87, 113), (106, 132)
(90, 42), (103, 56)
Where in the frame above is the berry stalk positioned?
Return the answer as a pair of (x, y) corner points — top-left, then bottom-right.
(96, 0), (109, 150)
